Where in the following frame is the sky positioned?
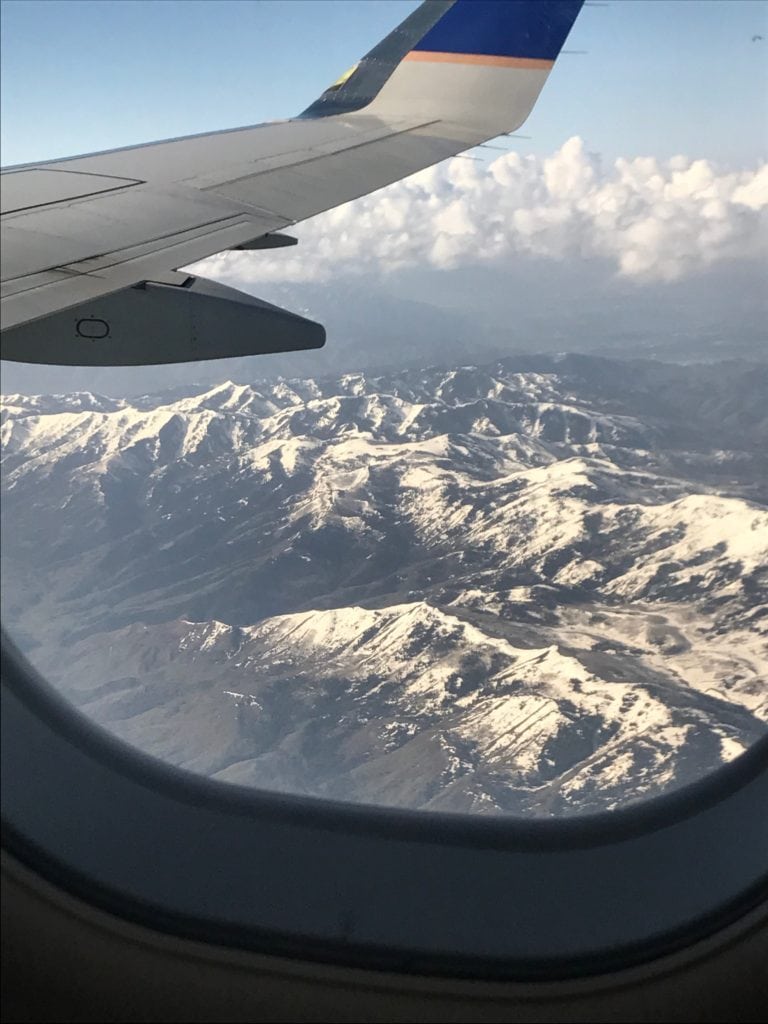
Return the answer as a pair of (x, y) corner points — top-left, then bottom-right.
(1, 0), (767, 391)
(2, 0), (766, 167)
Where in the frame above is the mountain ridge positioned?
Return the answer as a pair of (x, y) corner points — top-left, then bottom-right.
(2, 354), (766, 815)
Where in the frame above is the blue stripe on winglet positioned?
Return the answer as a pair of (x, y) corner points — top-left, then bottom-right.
(413, 0), (584, 62)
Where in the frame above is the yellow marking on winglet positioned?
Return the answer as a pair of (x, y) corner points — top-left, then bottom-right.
(329, 63), (359, 90)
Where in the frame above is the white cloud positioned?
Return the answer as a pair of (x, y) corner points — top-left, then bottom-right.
(192, 138), (768, 287)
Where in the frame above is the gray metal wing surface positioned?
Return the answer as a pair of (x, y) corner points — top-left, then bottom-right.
(0, 0), (583, 365)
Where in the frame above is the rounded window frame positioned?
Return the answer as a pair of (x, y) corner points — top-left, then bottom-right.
(3, 626), (767, 981)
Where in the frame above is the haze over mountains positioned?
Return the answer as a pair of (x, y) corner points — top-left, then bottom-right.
(2, 354), (766, 815)
(2, 256), (765, 397)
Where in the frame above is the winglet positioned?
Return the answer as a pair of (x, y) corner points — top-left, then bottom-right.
(304, 0), (583, 135)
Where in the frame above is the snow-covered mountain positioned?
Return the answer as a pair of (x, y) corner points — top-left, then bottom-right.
(2, 355), (766, 815)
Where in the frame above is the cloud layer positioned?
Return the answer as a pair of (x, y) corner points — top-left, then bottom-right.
(194, 137), (768, 286)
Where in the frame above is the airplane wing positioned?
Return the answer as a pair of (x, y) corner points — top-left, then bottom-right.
(0, 0), (583, 366)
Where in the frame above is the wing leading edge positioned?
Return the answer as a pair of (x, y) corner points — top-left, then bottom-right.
(0, 0), (583, 365)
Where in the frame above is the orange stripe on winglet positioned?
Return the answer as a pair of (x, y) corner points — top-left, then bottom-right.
(404, 52), (554, 71)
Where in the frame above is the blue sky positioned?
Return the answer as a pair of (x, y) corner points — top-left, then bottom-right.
(1, 0), (766, 168)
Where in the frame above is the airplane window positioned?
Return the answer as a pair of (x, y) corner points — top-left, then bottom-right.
(2, 0), (766, 826)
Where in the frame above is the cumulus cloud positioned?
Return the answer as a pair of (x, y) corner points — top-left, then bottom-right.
(193, 137), (768, 286)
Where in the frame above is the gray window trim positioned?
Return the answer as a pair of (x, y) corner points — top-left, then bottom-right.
(2, 626), (767, 980)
